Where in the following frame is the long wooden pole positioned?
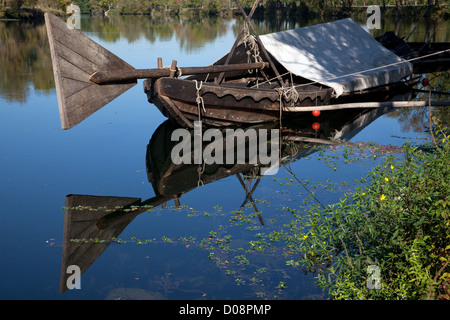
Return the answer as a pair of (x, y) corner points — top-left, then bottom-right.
(283, 100), (450, 112)
(89, 62), (269, 84)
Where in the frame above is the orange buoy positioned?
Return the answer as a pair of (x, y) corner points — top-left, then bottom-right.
(312, 122), (320, 131)
(312, 110), (321, 117)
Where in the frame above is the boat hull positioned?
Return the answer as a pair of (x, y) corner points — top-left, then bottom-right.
(144, 77), (415, 128)
(145, 77), (333, 127)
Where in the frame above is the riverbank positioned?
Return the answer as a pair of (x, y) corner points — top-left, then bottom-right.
(0, 6), (63, 20)
(0, 4), (447, 21)
(100, 5), (449, 20)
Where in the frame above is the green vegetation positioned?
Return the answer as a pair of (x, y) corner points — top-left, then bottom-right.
(0, 0), (68, 19)
(289, 119), (450, 299)
(67, 0), (450, 18)
(1, 0), (448, 19)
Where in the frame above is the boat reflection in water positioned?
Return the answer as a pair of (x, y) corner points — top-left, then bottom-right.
(59, 105), (400, 293)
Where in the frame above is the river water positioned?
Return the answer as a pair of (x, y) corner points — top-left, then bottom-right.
(0, 12), (448, 300)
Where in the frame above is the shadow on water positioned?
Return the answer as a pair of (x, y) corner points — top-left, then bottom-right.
(59, 105), (404, 299)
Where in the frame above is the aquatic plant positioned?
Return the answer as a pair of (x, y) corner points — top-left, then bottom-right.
(289, 127), (450, 300)
(66, 123), (449, 300)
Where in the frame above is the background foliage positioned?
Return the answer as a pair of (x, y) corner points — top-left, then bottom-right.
(0, 0), (447, 17)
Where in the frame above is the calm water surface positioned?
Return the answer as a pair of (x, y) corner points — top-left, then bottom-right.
(0, 13), (448, 300)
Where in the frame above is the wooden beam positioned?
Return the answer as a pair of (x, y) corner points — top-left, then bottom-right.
(282, 100), (450, 112)
(169, 60), (177, 78)
(89, 62), (269, 84)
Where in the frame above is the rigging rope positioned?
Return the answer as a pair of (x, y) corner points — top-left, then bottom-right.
(194, 79), (206, 188)
(253, 48), (450, 95)
(194, 80), (206, 121)
(242, 20), (271, 85)
(253, 47), (449, 115)
(197, 162), (206, 188)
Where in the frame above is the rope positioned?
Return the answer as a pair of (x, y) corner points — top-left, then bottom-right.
(280, 48), (450, 95)
(270, 51), (434, 110)
(250, 70), (292, 88)
(252, 48), (449, 92)
(277, 85), (300, 108)
(193, 81), (206, 188)
(248, 26), (450, 89)
(277, 88), (283, 127)
(242, 20), (271, 84)
(275, 73), (300, 123)
(243, 21), (259, 70)
(194, 80), (206, 122)
(197, 162), (206, 188)
(248, 49), (450, 88)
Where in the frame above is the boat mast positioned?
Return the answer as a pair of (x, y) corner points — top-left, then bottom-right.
(216, 0), (285, 88)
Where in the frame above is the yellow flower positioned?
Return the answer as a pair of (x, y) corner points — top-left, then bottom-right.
(390, 165), (394, 170)
(380, 194), (386, 201)
(385, 177), (389, 182)
(303, 235), (308, 240)
(362, 193), (366, 196)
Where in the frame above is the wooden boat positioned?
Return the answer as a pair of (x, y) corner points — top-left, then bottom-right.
(143, 69), (415, 128)
(44, 0), (449, 131)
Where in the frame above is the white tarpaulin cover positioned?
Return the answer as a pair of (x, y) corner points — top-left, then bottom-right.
(259, 18), (413, 96)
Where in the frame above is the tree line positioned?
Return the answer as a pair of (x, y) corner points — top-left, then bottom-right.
(68, 0), (448, 15)
(0, 0), (446, 19)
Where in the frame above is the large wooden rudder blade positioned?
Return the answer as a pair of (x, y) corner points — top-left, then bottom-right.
(45, 13), (137, 129)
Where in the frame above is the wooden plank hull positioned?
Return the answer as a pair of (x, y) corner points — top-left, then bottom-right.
(144, 77), (415, 128)
(145, 77), (333, 127)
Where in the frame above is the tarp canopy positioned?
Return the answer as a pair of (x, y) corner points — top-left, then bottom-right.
(258, 18), (413, 96)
